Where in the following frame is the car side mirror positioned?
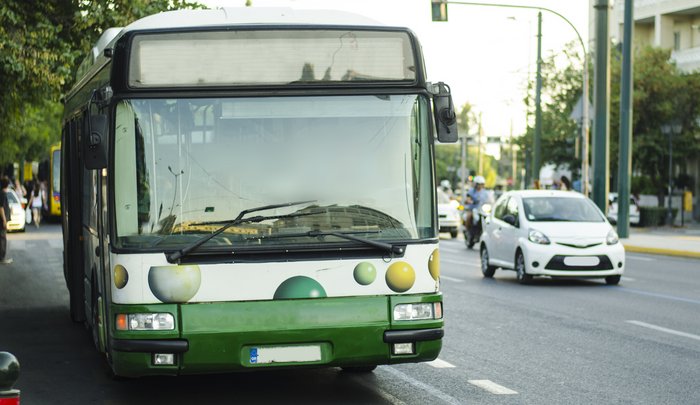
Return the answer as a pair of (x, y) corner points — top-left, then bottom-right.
(431, 82), (458, 143)
(84, 114), (108, 169)
(503, 214), (517, 227)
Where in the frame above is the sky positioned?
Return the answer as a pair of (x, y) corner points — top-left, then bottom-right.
(200, 0), (591, 139)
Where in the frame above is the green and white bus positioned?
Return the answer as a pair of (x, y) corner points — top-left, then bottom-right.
(61, 8), (458, 377)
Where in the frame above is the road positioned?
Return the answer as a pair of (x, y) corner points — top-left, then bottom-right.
(1, 225), (699, 404)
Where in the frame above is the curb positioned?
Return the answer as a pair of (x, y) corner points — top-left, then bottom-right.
(623, 244), (700, 259)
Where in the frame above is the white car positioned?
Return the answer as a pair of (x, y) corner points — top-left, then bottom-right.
(437, 188), (461, 238)
(5, 189), (26, 232)
(480, 190), (625, 285)
(607, 193), (640, 225)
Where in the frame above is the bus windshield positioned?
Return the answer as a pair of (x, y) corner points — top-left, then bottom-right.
(114, 94), (435, 250)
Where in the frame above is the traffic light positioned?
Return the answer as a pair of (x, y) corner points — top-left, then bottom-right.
(432, 1), (448, 22)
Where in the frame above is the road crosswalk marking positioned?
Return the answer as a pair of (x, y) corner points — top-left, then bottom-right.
(426, 358), (456, 368)
(468, 380), (518, 395)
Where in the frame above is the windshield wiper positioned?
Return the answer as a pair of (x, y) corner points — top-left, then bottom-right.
(166, 200), (316, 262)
(245, 230), (404, 255)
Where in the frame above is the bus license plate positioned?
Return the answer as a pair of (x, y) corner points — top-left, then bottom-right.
(249, 345), (322, 364)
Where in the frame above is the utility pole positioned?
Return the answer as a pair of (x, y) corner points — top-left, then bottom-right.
(617, 0), (634, 238)
(592, 0), (611, 212)
(533, 11), (543, 188)
(477, 113), (483, 175)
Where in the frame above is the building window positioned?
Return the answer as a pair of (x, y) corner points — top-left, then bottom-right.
(673, 31), (681, 51)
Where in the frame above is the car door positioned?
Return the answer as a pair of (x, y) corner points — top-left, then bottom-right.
(487, 196), (510, 265)
(499, 196), (522, 268)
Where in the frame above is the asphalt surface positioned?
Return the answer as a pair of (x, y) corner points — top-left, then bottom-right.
(1, 224), (699, 404)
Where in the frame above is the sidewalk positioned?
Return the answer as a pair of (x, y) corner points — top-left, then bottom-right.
(620, 223), (700, 259)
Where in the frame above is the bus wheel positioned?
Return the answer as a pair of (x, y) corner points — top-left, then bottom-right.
(341, 365), (377, 372)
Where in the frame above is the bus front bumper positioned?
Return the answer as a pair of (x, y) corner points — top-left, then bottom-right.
(109, 295), (443, 377)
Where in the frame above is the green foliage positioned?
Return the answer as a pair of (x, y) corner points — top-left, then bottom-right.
(435, 102), (498, 191)
(0, 0), (204, 167)
(639, 206), (677, 227)
(518, 43), (700, 190)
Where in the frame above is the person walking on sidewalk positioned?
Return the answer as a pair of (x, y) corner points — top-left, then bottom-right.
(0, 177), (12, 264)
(29, 182), (44, 228)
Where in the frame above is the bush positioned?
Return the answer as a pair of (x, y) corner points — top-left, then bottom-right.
(639, 206), (678, 227)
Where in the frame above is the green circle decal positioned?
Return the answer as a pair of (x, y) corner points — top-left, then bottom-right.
(354, 262), (377, 285)
(273, 276), (327, 299)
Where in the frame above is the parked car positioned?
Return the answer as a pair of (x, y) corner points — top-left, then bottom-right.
(437, 188), (461, 238)
(480, 190), (625, 285)
(607, 193), (640, 225)
(5, 189), (26, 232)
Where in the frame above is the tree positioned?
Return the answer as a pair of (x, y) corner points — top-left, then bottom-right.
(517, 43), (700, 198)
(0, 0), (203, 166)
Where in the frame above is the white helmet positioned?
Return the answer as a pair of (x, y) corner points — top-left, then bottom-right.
(474, 175), (486, 185)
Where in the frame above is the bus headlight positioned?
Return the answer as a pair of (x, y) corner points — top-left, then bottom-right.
(116, 313), (175, 331)
(393, 302), (442, 321)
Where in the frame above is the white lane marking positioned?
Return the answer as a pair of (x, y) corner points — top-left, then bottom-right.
(621, 276), (636, 282)
(626, 320), (700, 342)
(441, 258), (479, 267)
(439, 275), (464, 283)
(381, 366), (461, 405)
(468, 380), (518, 395)
(618, 288), (700, 305)
(426, 358), (456, 368)
(627, 255), (653, 261)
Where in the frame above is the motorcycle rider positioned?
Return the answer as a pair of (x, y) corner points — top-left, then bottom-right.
(463, 176), (493, 248)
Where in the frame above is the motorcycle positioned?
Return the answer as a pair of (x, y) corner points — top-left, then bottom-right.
(463, 203), (492, 249)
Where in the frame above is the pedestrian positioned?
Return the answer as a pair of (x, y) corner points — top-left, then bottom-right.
(0, 176), (12, 264)
(560, 175), (572, 191)
(30, 183), (44, 228)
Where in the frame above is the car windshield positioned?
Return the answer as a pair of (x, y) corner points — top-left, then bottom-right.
(522, 197), (604, 222)
(113, 95), (435, 250)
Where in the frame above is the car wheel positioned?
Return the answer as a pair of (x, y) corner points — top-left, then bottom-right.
(515, 251), (532, 284)
(605, 275), (621, 285)
(480, 247), (496, 278)
(450, 230), (458, 238)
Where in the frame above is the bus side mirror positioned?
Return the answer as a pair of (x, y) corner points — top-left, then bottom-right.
(84, 114), (108, 169)
(432, 82), (458, 143)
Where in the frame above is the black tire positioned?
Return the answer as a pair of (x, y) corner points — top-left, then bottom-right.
(515, 251), (532, 284)
(480, 246), (496, 278)
(467, 233), (476, 249)
(605, 275), (621, 285)
(341, 365), (377, 373)
(450, 229), (458, 238)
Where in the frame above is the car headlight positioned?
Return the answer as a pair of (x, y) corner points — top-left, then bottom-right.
(606, 229), (619, 245)
(528, 229), (551, 245)
(393, 302), (442, 321)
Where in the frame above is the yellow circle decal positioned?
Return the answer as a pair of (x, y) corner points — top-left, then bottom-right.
(114, 265), (128, 289)
(428, 249), (440, 280)
(385, 261), (416, 293)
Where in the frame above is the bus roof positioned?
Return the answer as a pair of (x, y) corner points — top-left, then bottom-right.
(123, 8), (386, 31)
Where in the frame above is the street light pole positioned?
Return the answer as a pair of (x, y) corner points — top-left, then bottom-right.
(661, 122), (681, 226)
(668, 129), (673, 225)
(439, 2), (588, 191)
